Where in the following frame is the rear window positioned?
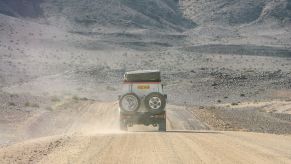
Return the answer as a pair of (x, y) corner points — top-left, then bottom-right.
(124, 71), (161, 82)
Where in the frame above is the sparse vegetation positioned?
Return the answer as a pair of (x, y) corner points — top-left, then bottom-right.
(79, 97), (89, 101)
(8, 102), (16, 106)
(45, 106), (53, 111)
(25, 102), (40, 108)
(72, 96), (79, 101)
(30, 103), (40, 108)
(25, 102), (30, 107)
(106, 86), (116, 91)
(51, 96), (60, 102)
(231, 102), (239, 106)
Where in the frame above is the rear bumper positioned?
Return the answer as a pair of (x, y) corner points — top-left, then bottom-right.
(120, 111), (166, 126)
(118, 94), (167, 101)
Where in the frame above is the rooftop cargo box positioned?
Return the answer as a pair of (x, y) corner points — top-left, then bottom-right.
(124, 70), (161, 82)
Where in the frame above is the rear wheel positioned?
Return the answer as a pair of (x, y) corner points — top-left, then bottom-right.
(158, 118), (166, 131)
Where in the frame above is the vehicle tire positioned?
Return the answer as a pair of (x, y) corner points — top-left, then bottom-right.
(120, 119), (128, 131)
(158, 118), (166, 131)
(144, 92), (166, 114)
(119, 93), (140, 114)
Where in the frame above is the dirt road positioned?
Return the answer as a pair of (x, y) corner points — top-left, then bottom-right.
(0, 102), (291, 164)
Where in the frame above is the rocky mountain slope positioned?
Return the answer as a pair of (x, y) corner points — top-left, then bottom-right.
(180, 0), (291, 26)
(0, 0), (194, 32)
(1, 0), (290, 33)
(1, 0), (290, 46)
(0, 0), (42, 18)
(1, 0), (291, 102)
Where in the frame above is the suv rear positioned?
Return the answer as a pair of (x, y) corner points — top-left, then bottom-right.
(118, 70), (167, 131)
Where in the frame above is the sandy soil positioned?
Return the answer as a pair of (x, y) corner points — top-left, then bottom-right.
(2, 132), (290, 164)
(0, 101), (290, 164)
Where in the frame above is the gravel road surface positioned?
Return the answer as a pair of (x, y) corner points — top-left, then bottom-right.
(0, 102), (290, 164)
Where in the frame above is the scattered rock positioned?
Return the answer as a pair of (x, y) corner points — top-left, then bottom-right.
(211, 82), (218, 86)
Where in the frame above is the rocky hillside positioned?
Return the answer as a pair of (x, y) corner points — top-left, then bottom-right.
(0, 0), (42, 18)
(1, 0), (290, 35)
(180, 0), (291, 26)
(0, 0), (194, 32)
(0, 0), (291, 103)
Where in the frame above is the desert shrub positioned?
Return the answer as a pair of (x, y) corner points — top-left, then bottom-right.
(10, 94), (18, 98)
(72, 96), (79, 101)
(25, 102), (30, 107)
(25, 102), (39, 108)
(30, 103), (39, 108)
(209, 106), (216, 110)
(106, 86), (116, 91)
(8, 102), (16, 106)
(199, 106), (205, 109)
(79, 97), (89, 101)
(231, 102), (239, 106)
(45, 106), (53, 111)
(51, 96), (60, 102)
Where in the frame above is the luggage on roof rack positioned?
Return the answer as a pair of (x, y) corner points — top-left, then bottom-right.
(124, 70), (161, 82)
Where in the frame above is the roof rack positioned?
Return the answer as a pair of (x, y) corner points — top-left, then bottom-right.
(124, 70), (161, 82)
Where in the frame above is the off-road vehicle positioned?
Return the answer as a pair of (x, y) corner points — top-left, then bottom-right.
(118, 70), (167, 131)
